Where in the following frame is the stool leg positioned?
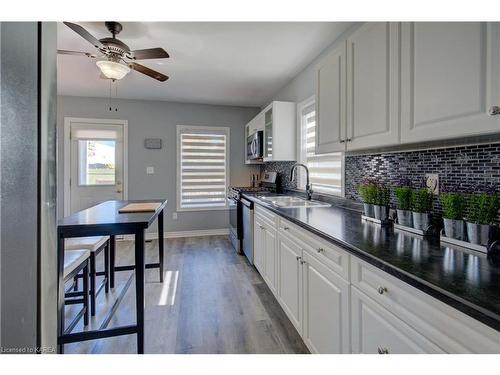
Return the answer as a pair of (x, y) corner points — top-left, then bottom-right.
(90, 253), (96, 316)
(110, 235), (116, 289)
(83, 261), (89, 326)
(104, 242), (110, 293)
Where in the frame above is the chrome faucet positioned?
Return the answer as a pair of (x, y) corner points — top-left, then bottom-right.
(290, 163), (313, 200)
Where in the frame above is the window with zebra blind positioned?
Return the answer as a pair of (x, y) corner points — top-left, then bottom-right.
(298, 97), (343, 196)
(177, 125), (230, 210)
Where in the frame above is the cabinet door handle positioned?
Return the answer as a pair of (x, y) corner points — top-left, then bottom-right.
(316, 248), (324, 254)
(377, 286), (388, 295)
(377, 347), (389, 354)
(283, 226), (289, 230)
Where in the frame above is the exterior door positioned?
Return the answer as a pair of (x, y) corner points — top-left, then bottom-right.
(69, 121), (125, 214)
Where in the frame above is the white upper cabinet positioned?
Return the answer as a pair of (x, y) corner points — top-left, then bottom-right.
(346, 22), (400, 150)
(315, 42), (347, 154)
(400, 22), (500, 143)
(315, 22), (500, 152)
(263, 101), (297, 162)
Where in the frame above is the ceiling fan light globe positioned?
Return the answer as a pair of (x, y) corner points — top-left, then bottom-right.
(96, 60), (130, 80)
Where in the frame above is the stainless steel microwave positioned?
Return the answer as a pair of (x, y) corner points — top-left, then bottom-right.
(247, 131), (263, 160)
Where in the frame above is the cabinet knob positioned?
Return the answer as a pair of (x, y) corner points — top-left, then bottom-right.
(489, 106), (500, 115)
(346, 138), (352, 142)
(316, 248), (325, 254)
(339, 139), (345, 143)
(377, 286), (388, 295)
(283, 226), (289, 230)
(377, 347), (389, 354)
(296, 256), (302, 261)
(300, 260), (306, 265)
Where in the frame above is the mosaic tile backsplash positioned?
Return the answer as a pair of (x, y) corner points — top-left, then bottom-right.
(260, 161), (298, 191)
(345, 143), (500, 216)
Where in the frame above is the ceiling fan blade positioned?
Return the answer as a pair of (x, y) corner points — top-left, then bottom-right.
(58, 49), (96, 58)
(129, 62), (169, 82)
(63, 22), (105, 49)
(130, 48), (169, 60)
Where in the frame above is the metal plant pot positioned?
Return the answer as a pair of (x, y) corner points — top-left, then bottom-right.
(443, 218), (466, 241)
(466, 222), (492, 246)
(373, 205), (389, 221)
(396, 209), (413, 227)
(412, 212), (431, 231)
(363, 203), (374, 218)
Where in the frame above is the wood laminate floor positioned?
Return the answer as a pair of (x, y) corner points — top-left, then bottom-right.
(64, 235), (309, 354)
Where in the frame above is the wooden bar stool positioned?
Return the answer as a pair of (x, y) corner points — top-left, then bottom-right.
(65, 236), (110, 316)
(62, 249), (90, 335)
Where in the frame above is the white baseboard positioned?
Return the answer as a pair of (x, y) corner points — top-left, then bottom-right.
(119, 228), (229, 241)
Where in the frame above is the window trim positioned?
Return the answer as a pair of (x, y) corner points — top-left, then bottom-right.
(176, 124), (231, 212)
(296, 96), (345, 197)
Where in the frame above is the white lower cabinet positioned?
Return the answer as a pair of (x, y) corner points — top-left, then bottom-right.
(277, 234), (303, 332)
(301, 250), (350, 354)
(351, 286), (444, 354)
(263, 224), (278, 296)
(252, 206), (500, 354)
(253, 215), (265, 275)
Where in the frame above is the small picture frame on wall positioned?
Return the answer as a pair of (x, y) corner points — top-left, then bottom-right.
(144, 138), (162, 149)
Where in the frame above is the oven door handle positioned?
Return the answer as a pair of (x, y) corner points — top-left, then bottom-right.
(240, 197), (253, 208)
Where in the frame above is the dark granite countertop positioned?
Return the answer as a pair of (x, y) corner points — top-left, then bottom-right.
(243, 193), (500, 332)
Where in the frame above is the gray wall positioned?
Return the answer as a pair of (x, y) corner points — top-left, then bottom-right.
(262, 23), (362, 107)
(57, 96), (260, 232)
(1, 22), (39, 351)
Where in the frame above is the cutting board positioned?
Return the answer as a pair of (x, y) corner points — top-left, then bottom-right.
(118, 202), (161, 213)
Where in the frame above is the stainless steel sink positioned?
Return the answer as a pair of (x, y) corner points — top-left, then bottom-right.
(256, 195), (331, 208)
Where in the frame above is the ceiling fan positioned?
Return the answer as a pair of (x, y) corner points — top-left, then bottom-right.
(58, 21), (169, 82)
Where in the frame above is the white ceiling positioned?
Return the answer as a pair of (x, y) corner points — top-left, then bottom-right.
(57, 22), (353, 107)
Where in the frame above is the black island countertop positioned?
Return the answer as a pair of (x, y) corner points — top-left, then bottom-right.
(243, 193), (500, 332)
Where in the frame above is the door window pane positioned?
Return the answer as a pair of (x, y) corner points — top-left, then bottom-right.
(78, 140), (116, 185)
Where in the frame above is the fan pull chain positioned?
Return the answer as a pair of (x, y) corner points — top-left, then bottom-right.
(115, 82), (118, 112)
(109, 80), (112, 111)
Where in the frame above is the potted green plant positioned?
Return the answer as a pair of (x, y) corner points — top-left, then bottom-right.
(440, 191), (466, 241)
(373, 182), (390, 221)
(411, 188), (433, 230)
(358, 180), (378, 218)
(466, 191), (499, 246)
(394, 178), (413, 227)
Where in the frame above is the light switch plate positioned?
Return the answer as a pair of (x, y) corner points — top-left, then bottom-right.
(146, 166), (155, 174)
(425, 173), (439, 195)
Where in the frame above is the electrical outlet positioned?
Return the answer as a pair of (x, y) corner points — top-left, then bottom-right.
(146, 166), (155, 175)
(425, 173), (439, 195)
(172, 212), (178, 220)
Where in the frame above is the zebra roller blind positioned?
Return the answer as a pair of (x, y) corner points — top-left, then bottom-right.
(300, 101), (342, 196)
(177, 125), (230, 210)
